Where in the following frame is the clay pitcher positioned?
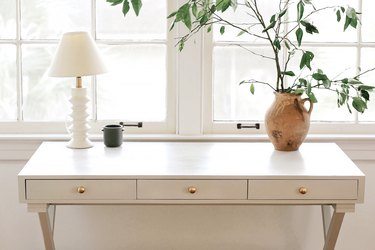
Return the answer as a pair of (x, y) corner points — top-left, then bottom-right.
(265, 93), (313, 151)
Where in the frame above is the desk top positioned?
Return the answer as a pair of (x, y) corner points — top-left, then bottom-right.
(18, 142), (364, 180)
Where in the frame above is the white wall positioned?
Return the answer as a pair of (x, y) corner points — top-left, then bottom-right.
(0, 140), (374, 250)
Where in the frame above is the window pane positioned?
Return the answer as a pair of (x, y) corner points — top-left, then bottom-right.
(0, 45), (17, 120)
(0, 0), (16, 39)
(96, 0), (167, 40)
(361, 0), (375, 42)
(97, 44), (167, 121)
(359, 48), (375, 122)
(213, 46), (275, 121)
(21, 0), (91, 39)
(22, 44), (74, 121)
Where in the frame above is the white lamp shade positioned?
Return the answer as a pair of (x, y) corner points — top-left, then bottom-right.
(48, 31), (108, 77)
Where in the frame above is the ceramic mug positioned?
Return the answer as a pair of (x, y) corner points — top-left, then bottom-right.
(102, 125), (123, 147)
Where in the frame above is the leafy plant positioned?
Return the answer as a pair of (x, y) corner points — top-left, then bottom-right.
(110, 0), (375, 113)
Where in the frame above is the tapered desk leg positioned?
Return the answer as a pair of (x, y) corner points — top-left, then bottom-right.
(321, 204), (354, 250)
(28, 204), (56, 250)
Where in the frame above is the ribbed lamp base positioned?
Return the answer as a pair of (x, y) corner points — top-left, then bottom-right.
(67, 87), (93, 149)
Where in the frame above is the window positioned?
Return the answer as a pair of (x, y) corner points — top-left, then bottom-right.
(203, 0), (375, 134)
(0, 0), (175, 134)
(0, 0), (374, 136)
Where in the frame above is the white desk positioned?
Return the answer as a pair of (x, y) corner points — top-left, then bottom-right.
(18, 142), (365, 250)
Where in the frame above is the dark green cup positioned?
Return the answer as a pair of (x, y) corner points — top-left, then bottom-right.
(102, 125), (123, 147)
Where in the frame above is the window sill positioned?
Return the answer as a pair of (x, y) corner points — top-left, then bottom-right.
(0, 133), (374, 142)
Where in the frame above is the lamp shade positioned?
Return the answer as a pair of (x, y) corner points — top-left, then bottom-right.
(48, 31), (108, 77)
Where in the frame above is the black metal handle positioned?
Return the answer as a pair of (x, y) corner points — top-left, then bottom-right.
(237, 123), (260, 130)
(119, 122), (143, 128)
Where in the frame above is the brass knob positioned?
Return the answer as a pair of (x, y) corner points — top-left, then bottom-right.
(188, 187), (197, 194)
(299, 187), (307, 194)
(77, 186), (85, 194)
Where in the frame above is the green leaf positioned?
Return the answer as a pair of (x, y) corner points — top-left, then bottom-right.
(262, 21), (276, 33)
(348, 79), (363, 85)
(297, 1), (304, 22)
(178, 40), (185, 52)
(300, 21), (319, 34)
(279, 9), (287, 19)
(296, 27), (303, 46)
(216, 0), (231, 12)
(284, 40), (291, 50)
(299, 78), (308, 87)
(299, 51), (314, 70)
(122, 0), (130, 16)
(322, 79), (331, 88)
(273, 38), (281, 50)
(282, 71), (295, 76)
(107, 0), (123, 6)
(131, 0), (142, 16)
(293, 88), (305, 94)
(336, 10), (341, 22)
(207, 25), (212, 33)
(176, 3), (192, 30)
(340, 7), (345, 13)
(352, 97), (367, 113)
(169, 21), (176, 31)
(270, 14), (276, 23)
(192, 3), (198, 18)
(220, 26), (225, 35)
(167, 11), (178, 19)
(307, 92), (318, 103)
(361, 90), (370, 101)
(339, 92), (347, 105)
(250, 83), (255, 94)
(237, 30), (246, 37)
(344, 16), (351, 31)
(350, 17), (358, 28)
(307, 81), (312, 94)
(358, 85), (375, 91)
(312, 73), (328, 81)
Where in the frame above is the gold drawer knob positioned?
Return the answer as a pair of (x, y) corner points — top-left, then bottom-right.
(299, 187), (308, 194)
(77, 186), (86, 194)
(188, 187), (197, 194)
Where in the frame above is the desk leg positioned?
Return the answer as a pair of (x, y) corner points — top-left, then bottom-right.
(322, 204), (354, 250)
(28, 204), (56, 250)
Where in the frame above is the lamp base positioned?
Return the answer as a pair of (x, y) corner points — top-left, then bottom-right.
(67, 137), (93, 149)
(67, 87), (93, 149)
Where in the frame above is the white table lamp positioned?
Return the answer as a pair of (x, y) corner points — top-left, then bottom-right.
(49, 31), (107, 149)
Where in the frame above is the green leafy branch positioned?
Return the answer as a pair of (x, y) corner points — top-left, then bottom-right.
(106, 0), (142, 17)
(286, 68), (375, 113)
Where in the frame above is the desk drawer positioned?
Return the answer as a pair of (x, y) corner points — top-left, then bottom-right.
(137, 180), (247, 200)
(26, 180), (136, 200)
(248, 180), (358, 200)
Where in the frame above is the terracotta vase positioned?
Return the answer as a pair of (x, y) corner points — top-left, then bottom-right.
(265, 93), (313, 151)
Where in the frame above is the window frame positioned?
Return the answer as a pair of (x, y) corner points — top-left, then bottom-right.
(0, 0), (177, 135)
(202, 0), (375, 135)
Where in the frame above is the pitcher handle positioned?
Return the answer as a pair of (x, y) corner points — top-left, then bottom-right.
(301, 98), (313, 115)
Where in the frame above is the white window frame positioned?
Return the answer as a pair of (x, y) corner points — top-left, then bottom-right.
(0, 0), (177, 135)
(201, 0), (375, 135)
(1, 0), (374, 137)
